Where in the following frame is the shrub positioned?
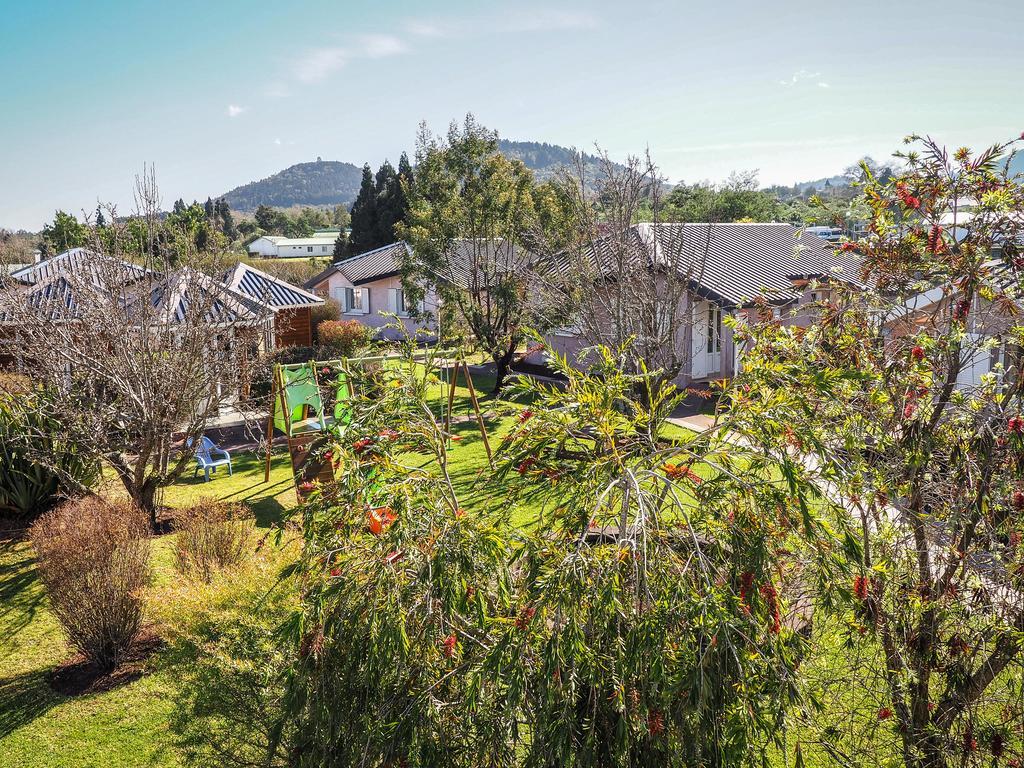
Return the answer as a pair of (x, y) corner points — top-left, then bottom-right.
(317, 319), (371, 358)
(310, 298), (341, 341)
(174, 499), (252, 581)
(31, 496), (151, 671)
(0, 393), (100, 518)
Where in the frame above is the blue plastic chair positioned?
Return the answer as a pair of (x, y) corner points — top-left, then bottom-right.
(188, 436), (233, 482)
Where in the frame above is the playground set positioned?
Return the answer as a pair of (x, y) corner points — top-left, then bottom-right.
(264, 352), (493, 500)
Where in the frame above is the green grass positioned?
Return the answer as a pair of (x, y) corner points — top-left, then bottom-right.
(0, 371), (712, 767)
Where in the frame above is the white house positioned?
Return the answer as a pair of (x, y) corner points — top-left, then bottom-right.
(247, 230), (339, 259)
(306, 242), (439, 340)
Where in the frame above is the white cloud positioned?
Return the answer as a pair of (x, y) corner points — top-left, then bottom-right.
(404, 19), (450, 38)
(506, 8), (599, 32)
(226, 104), (246, 117)
(292, 47), (348, 83)
(358, 34), (407, 58)
(778, 69), (823, 87)
(273, 138), (282, 145)
(818, 81), (830, 88)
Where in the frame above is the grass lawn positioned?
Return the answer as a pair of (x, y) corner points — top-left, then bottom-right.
(0, 370), (716, 767)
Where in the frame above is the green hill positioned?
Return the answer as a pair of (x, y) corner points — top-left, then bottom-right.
(221, 160), (364, 212)
(219, 141), (625, 212)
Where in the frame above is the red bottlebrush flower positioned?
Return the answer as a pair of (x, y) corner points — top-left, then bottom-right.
(323, 450), (333, 463)
(514, 605), (536, 630)
(662, 462), (703, 484)
(384, 550), (404, 565)
(455, 507), (466, 518)
(1013, 491), (1024, 509)
(927, 701), (936, 712)
(518, 409), (533, 423)
(839, 241), (858, 252)
(759, 582), (781, 634)
(516, 457), (536, 475)
(952, 298), (971, 322)
(330, 567), (341, 577)
(1009, 416), (1024, 434)
(647, 710), (665, 737)
(739, 571), (754, 615)
(903, 402), (917, 419)
(878, 707), (893, 720)
(1010, 531), (1022, 549)
(352, 437), (374, 454)
(377, 429), (400, 440)
(441, 634), (457, 658)
(997, 435), (1009, 447)
(910, 345), (925, 362)
(853, 575), (869, 601)
(991, 732), (1005, 757)
(896, 182), (921, 209)
(367, 506), (397, 536)
(927, 225), (944, 254)
(298, 480), (316, 493)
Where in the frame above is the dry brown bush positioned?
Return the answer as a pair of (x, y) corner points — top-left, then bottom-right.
(174, 499), (252, 581)
(31, 496), (151, 672)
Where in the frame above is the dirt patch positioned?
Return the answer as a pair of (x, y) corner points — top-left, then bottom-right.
(47, 631), (164, 697)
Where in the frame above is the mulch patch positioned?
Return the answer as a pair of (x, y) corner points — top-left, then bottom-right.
(47, 630), (164, 697)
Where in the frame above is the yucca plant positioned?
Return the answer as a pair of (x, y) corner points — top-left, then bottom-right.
(0, 392), (100, 518)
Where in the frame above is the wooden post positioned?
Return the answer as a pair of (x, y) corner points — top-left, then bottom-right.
(264, 366), (279, 483)
(444, 359), (459, 436)
(461, 361), (494, 467)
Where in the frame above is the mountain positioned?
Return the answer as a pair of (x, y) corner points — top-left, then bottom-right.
(220, 140), (625, 212)
(221, 160), (364, 212)
(497, 139), (626, 184)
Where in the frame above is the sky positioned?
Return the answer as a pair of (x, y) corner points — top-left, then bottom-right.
(1, 0), (1022, 231)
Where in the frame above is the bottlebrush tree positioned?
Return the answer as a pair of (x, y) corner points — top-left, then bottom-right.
(483, 344), (853, 767)
(270, 340), (854, 767)
(729, 135), (1024, 767)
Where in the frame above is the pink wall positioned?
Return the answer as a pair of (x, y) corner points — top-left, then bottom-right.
(311, 272), (438, 341)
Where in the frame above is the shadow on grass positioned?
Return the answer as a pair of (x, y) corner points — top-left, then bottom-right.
(0, 668), (60, 739)
(0, 537), (46, 643)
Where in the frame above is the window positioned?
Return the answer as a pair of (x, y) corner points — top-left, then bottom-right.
(344, 287), (367, 314)
(809, 292), (818, 303)
(307, 246), (314, 253)
(706, 305), (722, 354)
(395, 289), (407, 316)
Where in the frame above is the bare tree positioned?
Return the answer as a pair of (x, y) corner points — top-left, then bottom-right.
(0, 171), (270, 527)
(532, 150), (712, 387)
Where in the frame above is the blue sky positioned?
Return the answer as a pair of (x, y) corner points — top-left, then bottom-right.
(2, 0), (1022, 230)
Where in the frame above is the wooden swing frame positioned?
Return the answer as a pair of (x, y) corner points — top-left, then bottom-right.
(264, 351), (493, 498)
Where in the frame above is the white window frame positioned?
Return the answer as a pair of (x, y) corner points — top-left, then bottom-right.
(343, 286), (368, 315)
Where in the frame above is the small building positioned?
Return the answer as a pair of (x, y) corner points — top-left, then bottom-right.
(537, 223), (862, 386)
(305, 242), (438, 340)
(247, 232), (338, 259)
(223, 262), (324, 347)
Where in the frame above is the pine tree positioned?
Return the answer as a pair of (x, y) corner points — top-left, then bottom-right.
(333, 229), (349, 261)
(374, 160), (400, 246)
(348, 164), (378, 254)
(95, 206), (107, 228)
(204, 197), (215, 220)
(173, 198), (187, 215)
(216, 198), (237, 240)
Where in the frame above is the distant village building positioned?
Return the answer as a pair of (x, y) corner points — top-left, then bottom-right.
(247, 229), (339, 258)
(305, 242), (439, 341)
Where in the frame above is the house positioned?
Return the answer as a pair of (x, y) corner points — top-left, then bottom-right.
(2, 248), (321, 350)
(247, 231), (338, 259)
(537, 223), (862, 386)
(223, 262), (324, 347)
(305, 242), (439, 340)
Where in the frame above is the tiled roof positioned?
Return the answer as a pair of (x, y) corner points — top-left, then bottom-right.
(223, 262), (324, 310)
(9, 248), (148, 286)
(305, 240), (527, 291)
(137, 268), (271, 325)
(552, 223), (863, 307)
(306, 242), (410, 289)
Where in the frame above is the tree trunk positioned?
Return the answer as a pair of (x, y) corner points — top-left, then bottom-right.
(492, 350), (515, 395)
